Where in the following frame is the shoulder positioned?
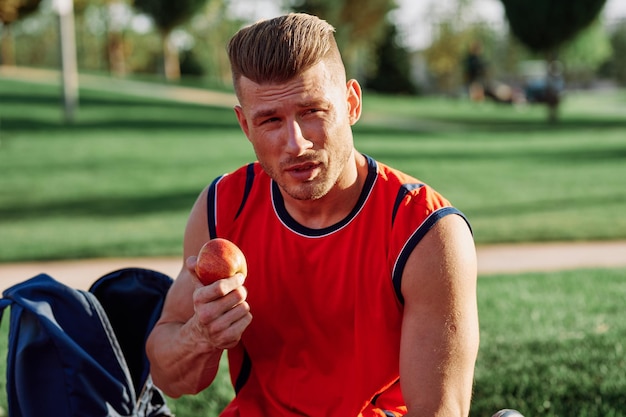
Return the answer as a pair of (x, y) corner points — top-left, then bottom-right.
(376, 158), (473, 303)
(375, 159), (447, 204)
(401, 212), (477, 307)
(209, 162), (267, 209)
(211, 162), (264, 190)
(373, 159), (458, 227)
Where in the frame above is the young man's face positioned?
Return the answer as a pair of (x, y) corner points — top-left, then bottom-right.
(234, 60), (362, 202)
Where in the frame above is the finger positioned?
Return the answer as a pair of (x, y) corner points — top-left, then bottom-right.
(194, 284), (248, 322)
(207, 303), (253, 349)
(192, 291), (252, 349)
(195, 275), (245, 303)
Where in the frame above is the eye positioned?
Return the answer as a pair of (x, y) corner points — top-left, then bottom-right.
(304, 108), (322, 116)
(260, 117), (280, 125)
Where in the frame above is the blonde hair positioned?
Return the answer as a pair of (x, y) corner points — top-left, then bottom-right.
(227, 13), (345, 95)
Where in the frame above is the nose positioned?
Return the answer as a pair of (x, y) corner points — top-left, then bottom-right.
(285, 119), (312, 156)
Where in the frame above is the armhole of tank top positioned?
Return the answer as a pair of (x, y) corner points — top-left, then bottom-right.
(206, 176), (221, 239)
(391, 207), (470, 304)
(206, 164), (257, 239)
(234, 163), (256, 220)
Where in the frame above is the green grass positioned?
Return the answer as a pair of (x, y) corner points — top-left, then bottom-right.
(1, 78), (626, 262)
(1, 268), (624, 416)
(473, 268), (626, 416)
(356, 92), (626, 244)
(0, 79), (254, 261)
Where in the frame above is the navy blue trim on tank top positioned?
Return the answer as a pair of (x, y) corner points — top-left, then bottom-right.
(206, 175), (223, 240)
(234, 348), (252, 394)
(206, 164), (256, 238)
(391, 183), (425, 226)
(235, 163), (256, 220)
(392, 207), (471, 304)
(370, 378), (401, 410)
(271, 154), (378, 237)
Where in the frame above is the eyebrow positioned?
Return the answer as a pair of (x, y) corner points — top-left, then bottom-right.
(251, 108), (278, 121)
(250, 99), (329, 122)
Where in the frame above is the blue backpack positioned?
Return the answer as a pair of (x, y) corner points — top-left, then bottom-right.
(0, 268), (174, 417)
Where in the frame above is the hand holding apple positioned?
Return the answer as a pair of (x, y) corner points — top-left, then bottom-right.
(195, 238), (247, 285)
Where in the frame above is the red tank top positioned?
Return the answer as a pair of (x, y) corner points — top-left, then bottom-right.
(206, 155), (467, 416)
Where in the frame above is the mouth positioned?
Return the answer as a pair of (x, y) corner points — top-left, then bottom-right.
(286, 161), (321, 181)
(289, 161), (319, 172)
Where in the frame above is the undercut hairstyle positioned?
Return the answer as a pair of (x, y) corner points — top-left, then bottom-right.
(227, 13), (345, 97)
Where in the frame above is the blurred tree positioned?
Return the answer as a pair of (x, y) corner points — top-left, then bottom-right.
(74, 0), (131, 76)
(422, 0), (500, 95)
(288, 0), (396, 79)
(105, 1), (131, 76)
(501, 0), (607, 52)
(560, 19), (612, 87)
(364, 20), (417, 95)
(600, 20), (626, 86)
(423, 22), (466, 94)
(132, 0), (209, 80)
(500, 0), (608, 121)
(0, 0), (41, 65)
(183, 0), (244, 87)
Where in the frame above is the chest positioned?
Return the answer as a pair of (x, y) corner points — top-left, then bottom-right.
(222, 193), (403, 347)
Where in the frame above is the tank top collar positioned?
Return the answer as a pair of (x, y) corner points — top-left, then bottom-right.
(271, 154), (378, 237)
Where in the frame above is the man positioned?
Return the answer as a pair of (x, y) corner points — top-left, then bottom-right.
(463, 41), (486, 102)
(146, 13), (479, 417)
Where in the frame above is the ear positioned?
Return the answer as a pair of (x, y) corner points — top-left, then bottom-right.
(346, 79), (362, 125)
(234, 105), (250, 137)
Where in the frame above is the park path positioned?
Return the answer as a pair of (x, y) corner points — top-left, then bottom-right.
(1, 241), (626, 292)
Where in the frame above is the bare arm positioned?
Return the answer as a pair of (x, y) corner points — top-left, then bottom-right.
(400, 214), (479, 417)
(146, 187), (252, 398)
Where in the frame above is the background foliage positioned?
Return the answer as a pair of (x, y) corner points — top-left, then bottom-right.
(2, 0), (626, 95)
(500, 0), (607, 53)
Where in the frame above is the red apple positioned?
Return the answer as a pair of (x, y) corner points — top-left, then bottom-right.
(195, 238), (247, 285)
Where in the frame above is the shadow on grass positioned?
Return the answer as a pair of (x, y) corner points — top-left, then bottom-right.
(0, 91), (231, 110)
(0, 190), (200, 221)
(366, 142), (626, 162)
(466, 193), (626, 218)
(356, 115), (626, 137)
(4, 83), (626, 135)
(0, 117), (241, 132)
(0, 92), (240, 132)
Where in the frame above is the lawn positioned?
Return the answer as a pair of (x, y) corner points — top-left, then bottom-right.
(1, 268), (624, 416)
(1, 75), (626, 416)
(473, 268), (626, 416)
(165, 267), (626, 416)
(1, 77), (626, 262)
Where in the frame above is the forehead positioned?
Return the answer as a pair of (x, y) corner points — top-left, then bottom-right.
(236, 61), (342, 109)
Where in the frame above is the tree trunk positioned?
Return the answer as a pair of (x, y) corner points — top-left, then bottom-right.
(162, 30), (180, 81)
(545, 51), (561, 123)
(1, 24), (15, 66)
(107, 30), (126, 76)
(105, 0), (127, 77)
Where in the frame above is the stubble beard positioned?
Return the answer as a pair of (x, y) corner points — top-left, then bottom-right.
(264, 144), (353, 202)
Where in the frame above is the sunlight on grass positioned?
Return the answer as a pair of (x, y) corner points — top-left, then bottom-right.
(1, 268), (623, 416)
(1, 79), (626, 262)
